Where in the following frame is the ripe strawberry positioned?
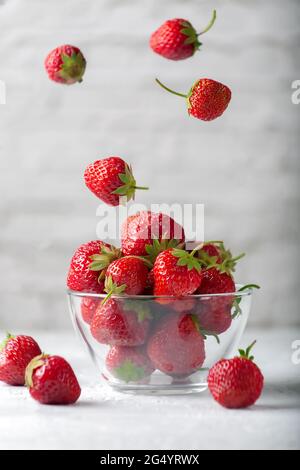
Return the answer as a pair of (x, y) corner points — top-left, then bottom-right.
(147, 313), (206, 377)
(90, 299), (151, 346)
(208, 341), (264, 408)
(153, 248), (202, 297)
(197, 300), (232, 335)
(25, 355), (81, 405)
(67, 241), (121, 293)
(0, 334), (42, 386)
(81, 297), (99, 325)
(121, 211), (185, 257)
(84, 157), (148, 206)
(105, 257), (149, 296)
(106, 346), (154, 383)
(144, 268), (155, 294)
(44, 45), (86, 84)
(156, 78), (231, 121)
(150, 10), (216, 61)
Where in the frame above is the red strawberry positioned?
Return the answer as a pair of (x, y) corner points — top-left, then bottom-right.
(156, 78), (231, 121)
(197, 299), (232, 335)
(44, 45), (86, 84)
(106, 346), (154, 383)
(144, 268), (155, 294)
(67, 241), (121, 293)
(147, 313), (205, 377)
(121, 211), (185, 257)
(90, 299), (151, 346)
(84, 157), (148, 206)
(208, 341), (264, 408)
(150, 11), (216, 61)
(0, 334), (41, 386)
(105, 257), (149, 296)
(153, 248), (202, 297)
(199, 267), (235, 295)
(25, 355), (81, 405)
(81, 297), (99, 325)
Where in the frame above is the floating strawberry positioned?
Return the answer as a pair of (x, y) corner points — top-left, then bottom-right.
(153, 248), (202, 297)
(147, 313), (205, 377)
(84, 157), (148, 206)
(106, 346), (154, 383)
(67, 241), (121, 293)
(90, 299), (151, 346)
(44, 45), (86, 84)
(121, 211), (185, 257)
(104, 256), (149, 297)
(25, 355), (81, 405)
(0, 334), (42, 386)
(81, 297), (99, 325)
(150, 10), (217, 61)
(208, 341), (264, 408)
(156, 78), (231, 121)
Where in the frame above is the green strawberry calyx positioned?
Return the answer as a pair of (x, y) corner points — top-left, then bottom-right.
(102, 276), (127, 305)
(114, 360), (146, 383)
(112, 164), (149, 202)
(232, 284), (261, 319)
(59, 52), (86, 83)
(180, 9), (217, 52)
(191, 314), (220, 344)
(0, 333), (14, 351)
(197, 241), (246, 276)
(89, 245), (122, 281)
(144, 238), (184, 266)
(238, 340), (257, 362)
(25, 354), (48, 388)
(172, 246), (204, 273)
(122, 299), (153, 323)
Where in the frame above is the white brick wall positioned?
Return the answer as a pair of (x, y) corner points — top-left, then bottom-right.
(0, 0), (299, 329)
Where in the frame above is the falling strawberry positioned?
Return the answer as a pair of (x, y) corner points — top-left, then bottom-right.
(25, 354), (81, 405)
(106, 346), (154, 383)
(0, 334), (42, 386)
(104, 256), (149, 298)
(90, 299), (151, 346)
(150, 10), (217, 61)
(121, 211), (185, 257)
(156, 78), (231, 121)
(44, 45), (86, 84)
(153, 248), (202, 297)
(81, 297), (99, 325)
(147, 313), (206, 376)
(208, 341), (264, 408)
(84, 157), (148, 206)
(67, 240), (121, 293)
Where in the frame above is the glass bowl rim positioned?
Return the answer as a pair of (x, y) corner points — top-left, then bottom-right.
(67, 283), (254, 300)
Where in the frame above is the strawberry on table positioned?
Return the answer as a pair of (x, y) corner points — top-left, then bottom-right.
(156, 78), (231, 121)
(147, 313), (206, 377)
(106, 346), (154, 383)
(150, 10), (217, 61)
(45, 45), (86, 84)
(67, 240), (121, 293)
(0, 334), (42, 386)
(25, 355), (81, 405)
(208, 341), (264, 409)
(84, 157), (148, 206)
(90, 299), (151, 346)
(121, 211), (185, 257)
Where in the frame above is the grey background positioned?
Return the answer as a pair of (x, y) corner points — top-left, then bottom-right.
(0, 0), (299, 330)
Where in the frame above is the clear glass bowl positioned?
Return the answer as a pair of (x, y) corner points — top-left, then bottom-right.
(68, 285), (253, 395)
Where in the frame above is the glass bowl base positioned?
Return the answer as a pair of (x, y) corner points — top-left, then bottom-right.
(108, 382), (208, 396)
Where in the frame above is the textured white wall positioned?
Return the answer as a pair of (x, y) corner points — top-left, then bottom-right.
(0, 0), (299, 329)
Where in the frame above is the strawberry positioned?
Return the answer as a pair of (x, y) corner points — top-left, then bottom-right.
(208, 341), (264, 408)
(44, 45), (86, 84)
(81, 297), (99, 325)
(121, 211), (185, 257)
(106, 346), (154, 383)
(147, 313), (206, 377)
(150, 10), (216, 61)
(153, 248), (202, 297)
(197, 299), (232, 335)
(84, 157), (148, 206)
(156, 78), (231, 121)
(67, 240), (121, 293)
(25, 355), (81, 405)
(144, 268), (155, 294)
(0, 334), (42, 386)
(90, 299), (151, 346)
(104, 256), (149, 297)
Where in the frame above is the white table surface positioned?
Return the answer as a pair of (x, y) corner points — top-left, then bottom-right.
(0, 327), (299, 450)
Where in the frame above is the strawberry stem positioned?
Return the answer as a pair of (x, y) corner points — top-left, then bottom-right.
(198, 9), (217, 35)
(155, 79), (187, 98)
(133, 186), (149, 191)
